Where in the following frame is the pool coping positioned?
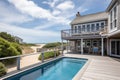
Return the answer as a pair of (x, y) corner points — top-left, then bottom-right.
(1, 56), (90, 80)
(72, 57), (91, 80)
(1, 56), (63, 80)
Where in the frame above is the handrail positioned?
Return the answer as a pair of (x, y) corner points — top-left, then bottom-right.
(0, 49), (62, 60)
(61, 25), (108, 39)
(0, 48), (63, 70)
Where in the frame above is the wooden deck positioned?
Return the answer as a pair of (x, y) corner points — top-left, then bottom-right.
(64, 54), (120, 80)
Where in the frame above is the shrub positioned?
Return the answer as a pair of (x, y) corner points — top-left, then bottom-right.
(11, 43), (22, 55)
(0, 32), (15, 42)
(38, 51), (60, 60)
(43, 42), (61, 48)
(0, 62), (7, 77)
(0, 38), (21, 64)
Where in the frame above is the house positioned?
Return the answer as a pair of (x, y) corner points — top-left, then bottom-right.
(14, 36), (23, 44)
(61, 0), (120, 57)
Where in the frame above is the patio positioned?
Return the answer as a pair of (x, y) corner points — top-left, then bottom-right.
(64, 53), (120, 80)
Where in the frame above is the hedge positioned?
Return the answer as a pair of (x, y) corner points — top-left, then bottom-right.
(0, 62), (7, 77)
(0, 38), (22, 64)
(38, 51), (60, 60)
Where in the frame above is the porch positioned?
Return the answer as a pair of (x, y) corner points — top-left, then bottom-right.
(64, 38), (107, 56)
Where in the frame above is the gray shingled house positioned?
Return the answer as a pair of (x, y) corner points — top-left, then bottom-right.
(61, 0), (120, 58)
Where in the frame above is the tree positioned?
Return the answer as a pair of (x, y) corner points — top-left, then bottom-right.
(0, 32), (15, 42)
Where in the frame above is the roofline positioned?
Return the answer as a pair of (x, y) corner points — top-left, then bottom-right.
(77, 11), (107, 17)
(70, 18), (108, 25)
(106, 0), (117, 12)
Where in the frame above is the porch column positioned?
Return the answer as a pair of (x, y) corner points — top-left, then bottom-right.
(81, 38), (83, 54)
(107, 38), (109, 56)
(101, 38), (104, 56)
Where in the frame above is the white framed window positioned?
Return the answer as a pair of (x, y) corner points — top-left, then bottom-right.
(109, 3), (118, 32)
(91, 23), (95, 32)
(87, 24), (90, 32)
(82, 25), (86, 32)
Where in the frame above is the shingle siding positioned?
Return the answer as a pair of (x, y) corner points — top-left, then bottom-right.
(117, 0), (120, 30)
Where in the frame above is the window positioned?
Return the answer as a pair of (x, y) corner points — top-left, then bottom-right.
(82, 25), (85, 32)
(96, 23), (99, 31)
(91, 24), (95, 31)
(110, 4), (117, 30)
(78, 26), (81, 33)
(101, 22), (104, 29)
(74, 26), (77, 33)
(87, 24), (90, 32)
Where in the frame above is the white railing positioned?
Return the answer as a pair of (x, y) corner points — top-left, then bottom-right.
(61, 26), (107, 39)
(0, 48), (63, 73)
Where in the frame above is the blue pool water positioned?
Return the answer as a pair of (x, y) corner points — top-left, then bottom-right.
(5, 57), (87, 80)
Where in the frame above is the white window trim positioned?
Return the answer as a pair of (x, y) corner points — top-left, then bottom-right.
(109, 3), (118, 33)
(72, 21), (106, 33)
(110, 39), (120, 57)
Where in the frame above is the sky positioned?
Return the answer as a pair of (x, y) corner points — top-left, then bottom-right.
(0, 0), (112, 43)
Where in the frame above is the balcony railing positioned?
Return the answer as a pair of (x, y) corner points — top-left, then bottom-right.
(61, 26), (107, 39)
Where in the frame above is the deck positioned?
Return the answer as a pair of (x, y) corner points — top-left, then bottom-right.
(61, 27), (107, 40)
(64, 54), (120, 80)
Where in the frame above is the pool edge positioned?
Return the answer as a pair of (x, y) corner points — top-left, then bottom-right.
(1, 56), (89, 80)
(72, 58), (91, 80)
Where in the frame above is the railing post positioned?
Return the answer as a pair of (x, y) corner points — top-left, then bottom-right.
(17, 57), (20, 70)
(54, 48), (56, 58)
(41, 51), (44, 63)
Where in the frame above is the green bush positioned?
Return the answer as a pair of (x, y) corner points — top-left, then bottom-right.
(38, 51), (60, 60)
(0, 38), (21, 64)
(0, 62), (7, 77)
(11, 43), (22, 55)
(43, 42), (61, 48)
(0, 32), (15, 42)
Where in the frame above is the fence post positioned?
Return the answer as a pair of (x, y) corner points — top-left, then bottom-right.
(54, 48), (56, 58)
(17, 57), (20, 70)
(41, 51), (44, 63)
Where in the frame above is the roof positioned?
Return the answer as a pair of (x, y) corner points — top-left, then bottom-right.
(70, 12), (108, 25)
(106, 0), (118, 12)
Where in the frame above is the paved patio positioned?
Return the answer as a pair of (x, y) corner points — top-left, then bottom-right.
(64, 54), (120, 80)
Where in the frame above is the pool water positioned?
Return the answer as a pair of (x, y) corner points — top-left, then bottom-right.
(5, 57), (87, 80)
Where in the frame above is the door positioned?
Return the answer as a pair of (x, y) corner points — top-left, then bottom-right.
(110, 39), (120, 57)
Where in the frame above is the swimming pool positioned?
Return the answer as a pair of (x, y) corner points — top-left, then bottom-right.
(4, 57), (87, 80)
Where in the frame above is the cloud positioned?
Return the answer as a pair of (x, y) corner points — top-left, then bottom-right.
(0, 22), (60, 42)
(52, 10), (61, 15)
(8, 0), (71, 25)
(0, 0), (32, 24)
(8, 0), (55, 20)
(56, 1), (75, 11)
(42, 0), (59, 8)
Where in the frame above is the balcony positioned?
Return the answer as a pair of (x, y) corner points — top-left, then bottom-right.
(61, 26), (107, 40)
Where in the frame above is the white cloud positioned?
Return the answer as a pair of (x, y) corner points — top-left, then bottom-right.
(0, 22), (60, 42)
(0, 0), (32, 24)
(52, 10), (61, 15)
(56, 1), (75, 11)
(8, 0), (71, 25)
(42, 0), (59, 8)
(8, 0), (55, 20)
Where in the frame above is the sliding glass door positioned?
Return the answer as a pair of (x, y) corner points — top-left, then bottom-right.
(110, 39), (120, 57)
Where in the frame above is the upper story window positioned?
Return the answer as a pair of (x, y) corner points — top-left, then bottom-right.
(78, 26), (81, 32)
(91, 24), (95, 31)
(101, 22), (105, 29)
(74, 26), (77, 33)
(87, 24), (90, 32)
(96, 23), (99, 31)
(82, 25), (85, 32)
(110, 3), (117, 30)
